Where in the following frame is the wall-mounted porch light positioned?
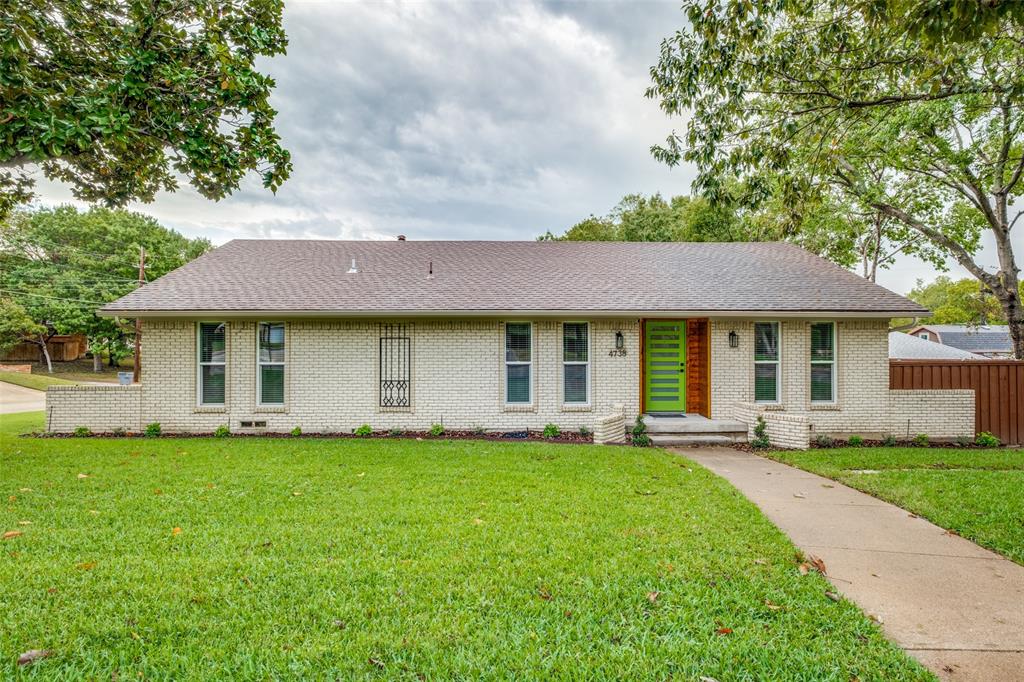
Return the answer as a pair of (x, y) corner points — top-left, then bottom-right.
(728, 330), (739, 348)
(615, 331), (624, 349)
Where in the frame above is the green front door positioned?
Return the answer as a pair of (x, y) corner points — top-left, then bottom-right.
(644, 320), (686, 413)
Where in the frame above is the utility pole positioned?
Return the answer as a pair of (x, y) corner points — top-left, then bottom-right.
(133, 246), (145, 383)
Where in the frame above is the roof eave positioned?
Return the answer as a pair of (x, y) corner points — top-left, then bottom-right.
(98, 307), (928, 320)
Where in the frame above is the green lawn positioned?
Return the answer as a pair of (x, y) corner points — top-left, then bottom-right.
(1, 412), (929, 680)
(769, 447), (1024, 565)
(0, 372), (78, 391)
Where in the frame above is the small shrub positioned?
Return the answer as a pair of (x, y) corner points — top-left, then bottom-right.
(144, 422), (162, 438)
(814, 433), (836, 448)
(881, 433), (897, 447)
(579, 425), (592, 438)
(847, 435), (864, 447)
(111, 427), (126, 437)
(472, 425), (486, 436)
(955, 434), (972, 447)
(73, 426), (92, 438)
(429, 423), (445, 437)
(631, 415), (651, 447)
(389, 428), (404, 437)
(975, 431), (1001, 448)
(290, 426), (302, 437)
(354, 424), (373, 437)
(214, 424), (231, 438)
(912, 433), (929, 447)
(543, 423), (561, 439)
(750, 415), (770, 449)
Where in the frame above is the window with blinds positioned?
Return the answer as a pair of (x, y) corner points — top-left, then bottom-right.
(197, 322), (226, 406)
(258, 322), (285, 405)
(379, 323), (411, 407)
(754, 322), (780, 403)
(505, 323), (532, 404)
(810, 322), (836, 403)
(562, 322), (589, 405)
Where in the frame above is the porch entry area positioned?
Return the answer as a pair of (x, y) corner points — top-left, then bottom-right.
(640, 318), (710, 417)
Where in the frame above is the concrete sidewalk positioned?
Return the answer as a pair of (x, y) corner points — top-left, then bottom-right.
(679, 447), (1024, 682)
(0, 382), (45, 414)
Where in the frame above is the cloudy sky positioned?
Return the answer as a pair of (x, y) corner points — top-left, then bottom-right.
(31, 0), (1017, 295)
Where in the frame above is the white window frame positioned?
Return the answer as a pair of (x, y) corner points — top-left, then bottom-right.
(197, 322), (226, 407)
(919, 332), (930, 341)
(562, 321), (591, 407)
(754, 321), (781, 404)
(810, 321), (837, 404)
(256, 322), (286, 407)
(504, 322), (532, 406)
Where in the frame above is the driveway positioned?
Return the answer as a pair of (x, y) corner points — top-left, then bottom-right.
(679, 447), (1024, 682)
(0, 382), (46, 414)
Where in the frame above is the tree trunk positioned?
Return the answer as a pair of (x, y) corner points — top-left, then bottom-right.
(995, 279), (1024, 359)
(93, 352), (102, 372)
(38, 334), (53, 374)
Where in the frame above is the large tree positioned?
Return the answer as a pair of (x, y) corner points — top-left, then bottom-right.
(540, 193), (749, 242)
(0, 206), (210, 371)
(0, 0), (291, 219)
(647, 1), (1024, 357)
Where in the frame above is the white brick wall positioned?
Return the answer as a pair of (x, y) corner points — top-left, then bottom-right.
(46, 385), (141, 433)
(48, 318), (640, 434)
(733, 401), (811, 449)
(47, 315), (975, 442)
(887, 390), (975, 440)
(714, 318), (975, 446)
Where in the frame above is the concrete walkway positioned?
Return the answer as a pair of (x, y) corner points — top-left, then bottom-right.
(679, 447), (1024, 682)
(0, 382), (45, 414)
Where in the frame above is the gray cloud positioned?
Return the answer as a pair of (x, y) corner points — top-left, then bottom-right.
(31, 0), (1014, 294)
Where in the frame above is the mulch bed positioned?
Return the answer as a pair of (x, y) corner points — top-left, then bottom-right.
(31, 429), (596, 444)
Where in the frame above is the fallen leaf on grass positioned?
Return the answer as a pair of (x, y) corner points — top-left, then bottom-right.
(715, 627), (733, 635)
(171, 527), (182, 536)
(87, 510), (99, 515)
(17, 650), (52, 666)
(868, 613), (884, 624)
(18, 520), (31, 525)
(825, 591), (840, 602)
(472, 518), (483, 525)
(647, 591), (660, 604)
(154, 489), (162, 495)
(76, 561), (96, 570)
(357, 473), (366, 478)
(753, 558), (766, 565)
(798, 563), (810, 576)
(77, 473), (89, 480)
(332, 620), (346, 630)
(3, 530), (22, 540)
(808, 555), (827, 575)
(634, 489), (656, 496)
(764, 600), (783, 611)
(699, 677), (720, 682)
(368, 657), (385, 669)
(19, 487), (32, 492)
(537, 587), (552, 601)
(292, 491), (302, 496)
(130, 631), (141, 641)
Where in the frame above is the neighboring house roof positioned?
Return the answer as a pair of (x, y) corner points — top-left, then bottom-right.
(909, 324), (1013, 354)
(101, 240), (929, 317)
(888, 332), (987, 360)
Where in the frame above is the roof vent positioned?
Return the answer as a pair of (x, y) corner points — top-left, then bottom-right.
(347, 257), (358, 274)
(397, 235), (406, 241)
(427, 260), (434, 280)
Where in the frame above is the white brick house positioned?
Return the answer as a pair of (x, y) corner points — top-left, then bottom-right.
(46, 240), (975, 447)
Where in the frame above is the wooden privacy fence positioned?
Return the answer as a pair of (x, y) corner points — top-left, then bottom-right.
(890, 360), (1024, 445)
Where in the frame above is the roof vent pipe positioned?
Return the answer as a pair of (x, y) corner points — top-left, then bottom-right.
(347, 258), (358, 274)
(397, 235), (406, 241)
(427, 260), (434, 280)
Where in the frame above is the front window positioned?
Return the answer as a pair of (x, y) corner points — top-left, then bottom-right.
(810, 322), (836, 403)
(562, 322), (589, 405)
(754, 322), (780, 403)
(198, 322), (226, 406)
(505, 323), (532, 404)
(257, 322), (285, 405)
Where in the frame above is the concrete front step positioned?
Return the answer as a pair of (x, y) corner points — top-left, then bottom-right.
(644, 416), (747, 434)
(650, 433), (745, 446)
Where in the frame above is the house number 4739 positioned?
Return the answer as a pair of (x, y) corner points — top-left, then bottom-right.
(607, 348), (627, 357)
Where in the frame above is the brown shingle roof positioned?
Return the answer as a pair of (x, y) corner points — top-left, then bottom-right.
(100, 240), (927, 316)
